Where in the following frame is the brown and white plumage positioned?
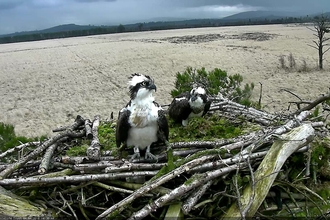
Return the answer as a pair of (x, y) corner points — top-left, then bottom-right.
(116, 73), (169, 161)
(168, 87), (211, 126)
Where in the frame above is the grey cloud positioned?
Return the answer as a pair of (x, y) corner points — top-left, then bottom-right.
(0, 0), (24, 10)
(0, 0), (330, 35)
(75, 0), (117, 2)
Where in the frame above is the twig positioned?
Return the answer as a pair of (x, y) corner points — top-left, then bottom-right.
(0, 130), (85, 179)
(0, 141), (40, 159)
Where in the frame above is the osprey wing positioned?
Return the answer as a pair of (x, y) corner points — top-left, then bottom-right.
(115, 107), (131, 148)
(153, 101), (169, 142)
(202, 99), (212, 116)
(168, 92), (191, 123)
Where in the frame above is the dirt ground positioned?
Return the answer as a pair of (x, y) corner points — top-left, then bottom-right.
(1, 23), (329, 137)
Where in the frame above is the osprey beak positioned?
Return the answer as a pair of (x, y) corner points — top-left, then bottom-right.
(148, 83), (157, 92)
(191, 94), (197, 102)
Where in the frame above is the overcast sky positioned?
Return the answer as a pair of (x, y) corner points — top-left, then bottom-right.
(0, 0), (330, 35)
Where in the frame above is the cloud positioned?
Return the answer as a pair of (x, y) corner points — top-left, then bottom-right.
(75, 0), (117, 2)
(0, 0), (330, 35)
(0, 0), (25, 10)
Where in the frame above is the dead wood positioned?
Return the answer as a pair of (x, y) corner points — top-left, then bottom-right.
(0, 130), (85, 179)
(223, 123), (315, 218)
(86, 115), (101, 161)
(0, 141), (40, 160)
(38, 143), (58, 174)
(0, 89), (329, 219)
(84, 119), (93, 139)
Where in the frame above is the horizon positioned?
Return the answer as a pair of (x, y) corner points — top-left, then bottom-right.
(1, 0), (330, 35)
(0, 9), (326, 37)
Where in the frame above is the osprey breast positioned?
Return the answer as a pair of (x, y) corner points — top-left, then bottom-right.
(129, 106), (158, 127)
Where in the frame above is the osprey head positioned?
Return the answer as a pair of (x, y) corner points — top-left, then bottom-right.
(128, 73), (157, 100)
(190, 87), (206, 102)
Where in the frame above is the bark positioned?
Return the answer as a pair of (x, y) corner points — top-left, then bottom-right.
(0, 186), (49, 218)
(0, 171), (158, 186)
(86, 115), (101, 161)
(209, 99), (278, 125)
(84, 119), (93, 139)
(182, 180), (213, 214)
(38, 142), (58, 174)
(61, 155), (115, 165)
(222, 123), (315, 218)
(52, 115), (85, 132)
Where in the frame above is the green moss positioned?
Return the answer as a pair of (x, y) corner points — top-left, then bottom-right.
(169, 114), (243, 143)
(98, 121), (117, 152)
(66, 144), (88, 156)
(184, 173), (205, 185)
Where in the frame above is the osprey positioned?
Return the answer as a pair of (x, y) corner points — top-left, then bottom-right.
(168, 87), (211, 126)
(116, 73), (169, 161)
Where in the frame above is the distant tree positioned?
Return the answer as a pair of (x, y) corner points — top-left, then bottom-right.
(307, 13), (330, 69)
(138, 23), (143, 31)
(117, 24), (125, 33)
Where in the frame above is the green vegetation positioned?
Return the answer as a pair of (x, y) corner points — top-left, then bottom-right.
(65, 144), (88, 156)
(169, 114), (242, 142)
(0, 122), (46, 159)
(171, 67), (254, 106)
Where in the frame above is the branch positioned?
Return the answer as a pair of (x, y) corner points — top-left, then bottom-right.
(128, 163), (246, 220)
(0, 130), (85, 179)
(182, 180), (213, 214)
(38, 143), (58, 174)
(292, 92), (330, 115)
(0, 171), (158, 186)
(95, 155), (219, 219)
(0, 141), (40, 159)
(223, 123), (315, 218)
(86, 115), (101, 160)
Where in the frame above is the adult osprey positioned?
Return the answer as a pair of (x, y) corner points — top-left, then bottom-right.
(168, 87), (211, 126)
(116, 73), (169, 161)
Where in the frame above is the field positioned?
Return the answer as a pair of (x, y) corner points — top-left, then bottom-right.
(1, 23), (329, 137)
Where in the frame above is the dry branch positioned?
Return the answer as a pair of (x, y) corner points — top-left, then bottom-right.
(0, 171), (158, 186)
(127, 162), (246, 220)
(84, 119), (93, 139)
(223, 123), (315, 218)
(86, 115), (101, 160)
(0, 89), (329, 219)
(0, 130), (85, 179)
(96, 155), (218, 219)
(38, 142), (58, 174)
(182, 180), (213, 214)
(0, 141), (40, 159)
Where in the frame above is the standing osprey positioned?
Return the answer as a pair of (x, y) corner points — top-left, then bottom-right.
(116, 73), (169, 161)
(168, 87), (211, 126)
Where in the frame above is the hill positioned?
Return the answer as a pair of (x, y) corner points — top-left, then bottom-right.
(221, 10), (306, 21)
(0, 24), (105, 38)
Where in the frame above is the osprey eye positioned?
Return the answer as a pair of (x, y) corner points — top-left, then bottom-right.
(141, 81), (148, 86)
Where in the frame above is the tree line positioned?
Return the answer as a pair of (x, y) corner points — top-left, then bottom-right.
(0, 15), (322, 44)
